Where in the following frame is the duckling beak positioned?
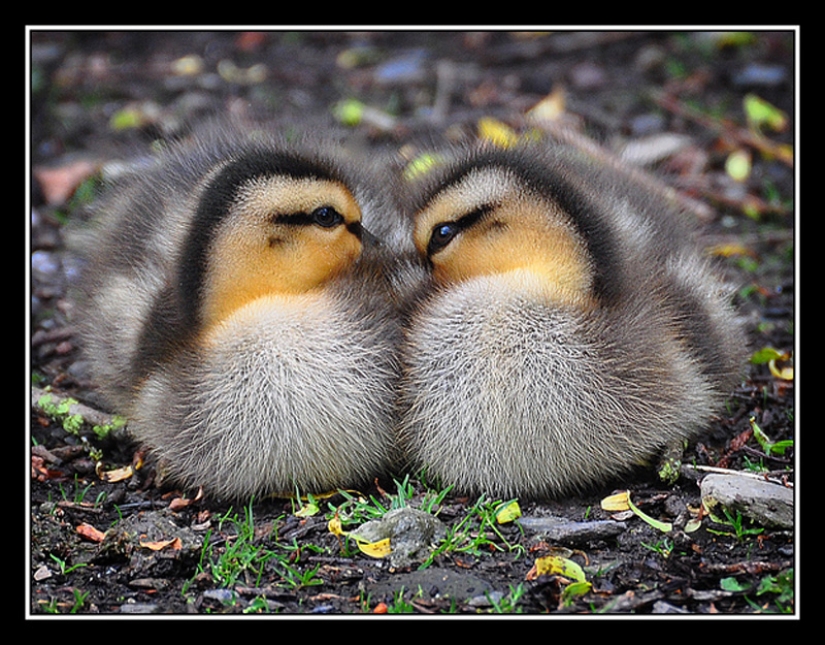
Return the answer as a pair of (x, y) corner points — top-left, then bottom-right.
(360, 225), (382, 249)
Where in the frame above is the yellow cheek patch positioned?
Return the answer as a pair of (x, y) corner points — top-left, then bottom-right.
(203, 225), (361, 330)
(201, 176), (363, 330)
(417, 181), (596, 309)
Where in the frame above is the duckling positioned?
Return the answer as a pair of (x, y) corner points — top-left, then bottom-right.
(397, 144), (747, 499)
(77, 126), (403, 500)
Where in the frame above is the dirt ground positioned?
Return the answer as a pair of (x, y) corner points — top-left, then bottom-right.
(28, 30), (796, 616)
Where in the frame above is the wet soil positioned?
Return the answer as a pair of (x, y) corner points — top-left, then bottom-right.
(29, 30), (796, 616)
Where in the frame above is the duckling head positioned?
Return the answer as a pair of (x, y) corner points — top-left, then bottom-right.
(412, 154), (598, 311)
(181, 151), (367, 333)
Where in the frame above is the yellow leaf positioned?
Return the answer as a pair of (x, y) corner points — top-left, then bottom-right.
(725, 149), (752, 182)
(403, 152), (445, 182)
(355, 537), (392, 559)
(295, 501), (320, 517)
(328, 514), (346, 537)
(707, 242), (757, 259)
(600, 491), (631, 512)
(532, 555), (587, 583)
(495, 500), (522, 524)
(603, 490), (672, 531)
(333, 99), (366, 126)
(478, 117), (519, 148)
(527, 85), (566, 122)
(744, 93), (788, 132)
(171, 54), (204, 76)
(769, 358), (794, 380)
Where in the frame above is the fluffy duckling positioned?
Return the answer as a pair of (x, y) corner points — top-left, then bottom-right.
(78, 127), (402, 500)
(398, 144), (747, 499)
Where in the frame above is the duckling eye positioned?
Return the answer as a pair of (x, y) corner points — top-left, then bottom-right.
(428, 222), (459, 255)
(312, 206), (344, 228)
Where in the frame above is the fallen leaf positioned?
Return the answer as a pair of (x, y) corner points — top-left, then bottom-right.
(354, 537), (392, 559)
(600, 491), (631, 512)
(295, 500), (320, 517)
(495, 500), (522, 524)
(751, 346), (789, 364)
(76, 522), (106, 543)
(725, 148), (752, 182)
(478, 117), (519, 148)
(168, 487), (204, 511)
(602, 490), (672, 532)
(31, 454), (63, 482)
(769, 359), (794, 381)
(749, 417), (794, 456)
(139, 536), (182, 551)
(744, 93), (788, 132)
(561, 580), (593, 602)
(529, 554), (587, 583)
(527, 85), (567, 122)
(109, 102), (160, 131)
(97, 464), (134, 483)
(328, 513), (345, 537)
(403, 152), (446, 181)
(171, 54), (204, 76)
(34, 160), (98, 205)
(707, 242), (757, 259)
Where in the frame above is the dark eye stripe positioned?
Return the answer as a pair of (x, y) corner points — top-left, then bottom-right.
(427, 203), (496, 257)
(271, 206), (345, 228)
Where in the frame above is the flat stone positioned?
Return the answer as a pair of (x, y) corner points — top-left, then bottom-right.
(700, 474), (794, 529)
(519, 516), (626, 545)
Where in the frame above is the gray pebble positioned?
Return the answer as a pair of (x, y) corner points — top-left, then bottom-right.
(518, 516), (626, 545)
(700, 473), (794, 529)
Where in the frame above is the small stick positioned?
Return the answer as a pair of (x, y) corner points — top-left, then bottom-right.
(681, 463), (793, 488)
(652, 90), (793, 168)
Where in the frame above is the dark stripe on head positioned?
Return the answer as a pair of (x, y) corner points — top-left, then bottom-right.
(177, 149), (346, 330)
(418, 150), (625, 304)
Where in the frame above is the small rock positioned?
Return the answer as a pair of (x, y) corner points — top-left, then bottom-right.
(652, 600), (690, 614)
(467, 589), (503, 608)
(732, 63), (788, 88)
(203, 589), (237, 603)
(518, 516), (625, 545)
(619, 133), (693, 167)
(31, 250), (61, 281)
(129, 578), (170, 590)
(568, 61), (606, 90)
(374, 50), (428, 85)
(119, 603), (160, 614)
(700, 473), (794, 529)
(350, 507), (446, 569)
